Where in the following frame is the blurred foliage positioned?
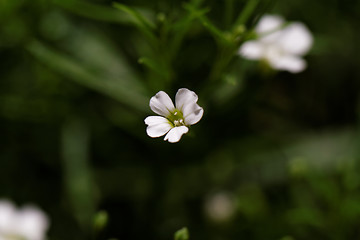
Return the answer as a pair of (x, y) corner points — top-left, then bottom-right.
(174, 227), (189, 240)
(1, 0), (360, 240)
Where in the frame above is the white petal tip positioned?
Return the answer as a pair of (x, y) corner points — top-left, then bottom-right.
(149, 91), (175, 116)
(145, 116), (172, 138)
(164, 126), (189, 143)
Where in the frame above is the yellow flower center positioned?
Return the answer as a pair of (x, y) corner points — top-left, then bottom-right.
(167, 109), (186, 127)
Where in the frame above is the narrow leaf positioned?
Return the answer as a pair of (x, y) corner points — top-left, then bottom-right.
(113, 2), (157, 44)
(138, 57), (171, 79)
(233, 0), (260, 26)
(62, 118), (95, 230)
(183, 3), (229, 44)
(53, 0), (132, 23)
(27, 40), (149, 113)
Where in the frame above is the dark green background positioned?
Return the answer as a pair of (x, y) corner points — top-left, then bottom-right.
(1, 0), (360, 239)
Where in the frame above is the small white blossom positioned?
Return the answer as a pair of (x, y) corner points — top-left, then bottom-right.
(144, 88), (204, 143)
(0, 200), (49, 240)
(239, 14), (313, 73)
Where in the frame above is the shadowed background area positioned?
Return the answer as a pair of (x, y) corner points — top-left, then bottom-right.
(1, 0), (360, 239)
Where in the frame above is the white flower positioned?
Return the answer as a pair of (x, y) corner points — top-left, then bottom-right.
(0, 200), (49, 240)
(144, 88), (204, 143)
(239, 14), (313, 73)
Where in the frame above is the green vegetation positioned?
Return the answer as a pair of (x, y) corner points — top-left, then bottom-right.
(0, 0), (359, 239)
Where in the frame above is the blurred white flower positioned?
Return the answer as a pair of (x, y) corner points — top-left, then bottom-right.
(0, 200), (49, 240)
(144, 88), (204, 143)
(204, 192), (236, 222)
(239, 14), (313, 73)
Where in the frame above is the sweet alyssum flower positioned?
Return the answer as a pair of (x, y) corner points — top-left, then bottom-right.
(239, 14), (313, 73)
(0, 200), (49, 240)
(144, 88), (203, 143)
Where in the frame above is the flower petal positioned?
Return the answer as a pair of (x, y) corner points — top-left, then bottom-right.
(269, 54), (306, 73)
(263, 45), (283, 63)
(16, 206), (49, 240)
(145, 116), (172, 138)
(149, 91), (175, 117)
(256, 15), (285, 44)
(175, 88), (198, 112)
(278, 22), (313, 56)
(0, 200), (16, 233)
(183, 103), (204, 125)
(255, 14), (284, 35)
(164, 126), (189, 143)
(239, 41), (265, 60)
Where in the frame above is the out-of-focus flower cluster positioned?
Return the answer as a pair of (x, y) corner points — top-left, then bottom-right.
(239, 14), (313, 73)
(0, 200), (49, 240)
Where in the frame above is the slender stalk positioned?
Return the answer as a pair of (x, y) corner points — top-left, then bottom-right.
(224, 0), (234, 28)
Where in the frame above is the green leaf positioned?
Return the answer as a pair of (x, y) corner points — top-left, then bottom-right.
(183, 3), (229, 45)
(233, 0), (260, 27)
(27, 40), (149, 113)
(138, 57), (171, 80)
(168, 6), (206, 57)
(93, 211), (109, 232)
(113, 2), (157, 45)
(174, 227), (189, 240)
(53, 0), (131, 23)
(62, 118), (96, 230)
(224, 0), (235, 27)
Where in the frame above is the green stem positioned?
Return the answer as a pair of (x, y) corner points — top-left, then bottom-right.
(209, 44), (237, 82)
(224, 0), (234, 27)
